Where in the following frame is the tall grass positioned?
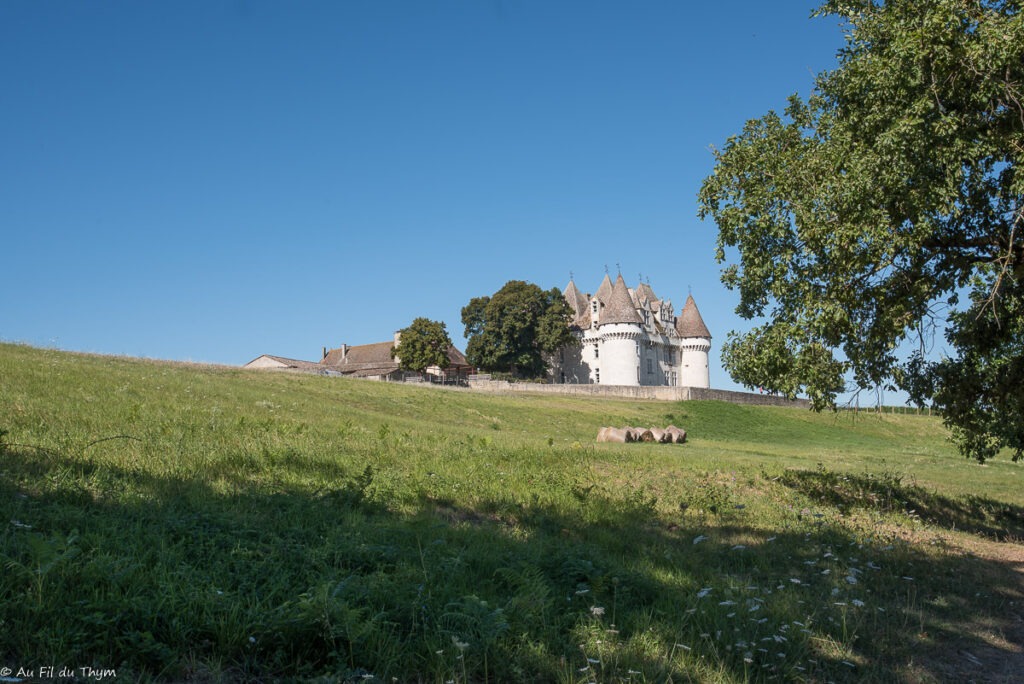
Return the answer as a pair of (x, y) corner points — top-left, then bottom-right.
(1, 343), (1021, 682)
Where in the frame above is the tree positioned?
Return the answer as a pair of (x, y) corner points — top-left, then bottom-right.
(461, 280), (578, 378)
(698, 0), (1024, 461)
(393, 317), (452, 374)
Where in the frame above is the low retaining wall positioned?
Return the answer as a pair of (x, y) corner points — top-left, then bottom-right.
(466, 379), (810, 408)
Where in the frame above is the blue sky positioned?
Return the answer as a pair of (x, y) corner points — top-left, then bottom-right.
(2, 1), (862, 395)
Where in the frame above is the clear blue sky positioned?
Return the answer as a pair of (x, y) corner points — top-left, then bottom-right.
(2, 1), (859, 395)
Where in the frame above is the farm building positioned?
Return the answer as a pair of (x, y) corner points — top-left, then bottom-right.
(245, 332), (472, 383)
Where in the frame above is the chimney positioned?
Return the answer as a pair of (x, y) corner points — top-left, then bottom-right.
(394, 330), (402, 346)
(322, 346), (327, 360)
(341, 344), (348, 360)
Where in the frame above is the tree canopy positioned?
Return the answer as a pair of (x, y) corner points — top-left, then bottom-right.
(698, 0), (1024, 461)
(393, 317), (452, 374)
(461, 280), (578, 378)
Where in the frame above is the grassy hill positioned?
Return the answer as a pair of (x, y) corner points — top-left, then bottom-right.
(1, 343), (1022, 682)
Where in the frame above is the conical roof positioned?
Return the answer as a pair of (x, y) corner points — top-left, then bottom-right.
(675, 294), (712, 338)
(563, 280), (588, 316)
(594, 274), (614, 304)
(599, 275), (642, 325)
(562, 279), (591, 328)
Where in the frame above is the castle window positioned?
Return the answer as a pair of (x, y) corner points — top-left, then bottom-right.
(592, 300), (598, 314)
(647, 358), (653, 374)
(594, 344), (599, 359)
(595, 369), (600, 384)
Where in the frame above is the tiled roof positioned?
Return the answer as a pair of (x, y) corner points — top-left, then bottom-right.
(594, 274), (614, 304)
(600, 275), (643, 325)
(635, 282), (658, 305)
(563, 280), (592, 329)
(246, 355), (324, 370)
(445, 346), (471, 368)
(322, 341), (396, 369)
(322, 340), (471, 372)
(676, 294), (712, 338)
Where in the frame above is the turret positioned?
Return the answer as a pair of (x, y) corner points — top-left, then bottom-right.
(675, 294), (712, 388)
(596, 274), (643, 385)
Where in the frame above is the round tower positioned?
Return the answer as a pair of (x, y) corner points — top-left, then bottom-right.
(596, 274), (644, 386)
(675, 294), (712, 388)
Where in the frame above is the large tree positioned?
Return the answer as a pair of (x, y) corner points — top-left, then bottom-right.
(698, 0), (1023, 461)
(393, 317), (452, 374)
(461, 280), (578, 378)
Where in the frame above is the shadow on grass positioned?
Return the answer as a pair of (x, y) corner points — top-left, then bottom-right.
(1, 444), (1022, 682)
(777, 464), (1024, 541)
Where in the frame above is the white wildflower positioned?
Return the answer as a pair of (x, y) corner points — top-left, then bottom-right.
(590, 606), (605, 617)
(845, 575), (858, 585)
(697, 587), (712, 599)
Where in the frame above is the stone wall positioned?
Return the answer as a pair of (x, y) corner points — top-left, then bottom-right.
(684, 386), (811, 408)
(466, 378), (810, 408)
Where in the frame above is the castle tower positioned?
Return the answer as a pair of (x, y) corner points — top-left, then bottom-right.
(675, 294), (712, 388)
(596, 274), (643, 385)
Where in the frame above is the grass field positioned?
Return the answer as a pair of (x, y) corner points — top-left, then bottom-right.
(1, 342), (1022, 682)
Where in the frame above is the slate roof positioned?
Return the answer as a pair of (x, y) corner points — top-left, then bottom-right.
(600, 275), (643, 325)
(675, 294), (712, 338)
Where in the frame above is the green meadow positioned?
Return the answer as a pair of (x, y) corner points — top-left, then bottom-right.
(1, 342), (1021, 682)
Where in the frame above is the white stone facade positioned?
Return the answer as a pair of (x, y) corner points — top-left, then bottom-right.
(550, 274), (711, 388)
